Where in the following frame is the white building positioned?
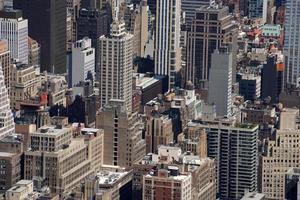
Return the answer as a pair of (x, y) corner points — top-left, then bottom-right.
(0, 9), (28, 64)
(99, 20), (133, 113)
(71, 37), (95, 87)
(0, 59), (15, 139)
(208, 48), (233, 117)
(154, 0), (181, 89)
(284, 0), (300, 87)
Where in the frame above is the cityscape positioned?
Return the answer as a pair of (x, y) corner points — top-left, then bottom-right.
(0, 0), (299, 199)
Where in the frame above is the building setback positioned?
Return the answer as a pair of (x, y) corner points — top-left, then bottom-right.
(14, 0), (66, 74)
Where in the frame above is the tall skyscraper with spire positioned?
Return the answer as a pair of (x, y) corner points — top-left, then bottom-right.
(0, 63), (15, 139)
(99, 20), (133, 113)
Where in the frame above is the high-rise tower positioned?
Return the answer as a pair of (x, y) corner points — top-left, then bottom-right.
(185, 5), (237, 89)
(99, 20), (133, 113)
(283, 0), (300, 87)
(154, 0), (181, 89)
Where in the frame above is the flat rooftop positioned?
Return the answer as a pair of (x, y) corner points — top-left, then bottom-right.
(33, 125), (70, 136)
(97, 171), (128, 186)
(0, 152), (15, 157)
(241, 192), (265, 200)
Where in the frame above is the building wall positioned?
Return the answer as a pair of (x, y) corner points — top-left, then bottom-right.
(262, 129), (300, 199)
(0, 15), (28, 64)
(71, 38), (95, 86)
(154, 0), (181, 89)
(208, 49), (233, 117)
(0, 40), (11, 89)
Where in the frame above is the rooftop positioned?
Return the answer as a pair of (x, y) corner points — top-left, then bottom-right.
(33, 125), (70, 136)
(0, 152), (14, 157)
(241, 192), (266, 200)
(97, 171), (128, 186)
(0, 133), (23, 144)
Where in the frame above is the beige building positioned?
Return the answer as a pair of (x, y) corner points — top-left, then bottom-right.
(145, 112), (173, 153)
(28, 37), (40, 67)
(0, 152), (21, 194)
(5, 180), (34, 200)
(0, 40), (11, 90)
(96, 99), (146, 168)
(10, 63), (41, 110)
(45, 75), (67, 107)
(24, 125), (104, 195)
(180, 155), (216, 200)
(179, 126), (207, 158)
(261, 108), (300, 199)
(123, 1), (148, 57)
(5, 180), (59, 200)
(81, 170), (133, 200)
(99, 20), (133, 113)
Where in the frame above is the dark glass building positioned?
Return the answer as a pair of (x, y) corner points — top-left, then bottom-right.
(14, 0), (67, 74)
(77, 8), (111, 80)
(261, 54), (284, 103)
(285, 168), (300, 200)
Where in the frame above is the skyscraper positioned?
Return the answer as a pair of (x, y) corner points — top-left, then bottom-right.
(14, 0), (66, 74)
(185, 5), (237, 89)
(208, 48), (233, 117)
(154, 0), (181, 89)
(283, 0), (300, 87)
(0, 60), (14, 139)
(187, 119), (258, 199)
(99, 20), (133, 113)
(0, 9), (28, 64)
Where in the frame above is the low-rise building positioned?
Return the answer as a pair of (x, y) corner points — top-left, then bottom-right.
(143, 165), (192, 200)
